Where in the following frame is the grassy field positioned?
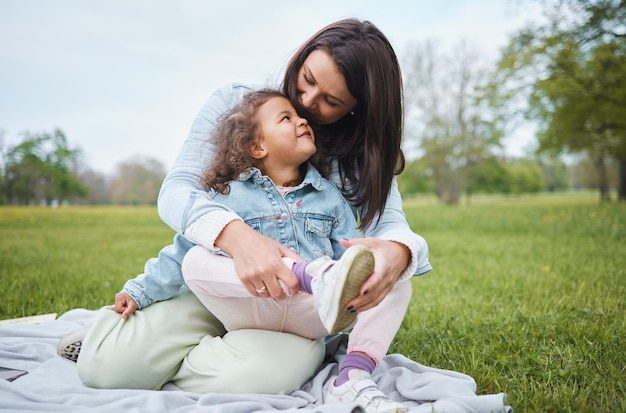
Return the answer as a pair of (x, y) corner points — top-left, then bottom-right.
(1, 192), (624, 411)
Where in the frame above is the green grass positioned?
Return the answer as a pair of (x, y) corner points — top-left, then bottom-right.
(1, 192), (625, 411)
(395, 191), (626, 412)
(0, 206), (176, 317)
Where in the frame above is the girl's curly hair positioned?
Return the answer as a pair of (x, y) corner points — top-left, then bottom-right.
(201, 88), (329, 194)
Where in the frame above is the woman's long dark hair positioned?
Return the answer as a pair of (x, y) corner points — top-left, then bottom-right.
(282, 18), (405, 228)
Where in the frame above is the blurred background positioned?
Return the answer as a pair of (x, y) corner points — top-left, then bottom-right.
(1, 0), (624, 206)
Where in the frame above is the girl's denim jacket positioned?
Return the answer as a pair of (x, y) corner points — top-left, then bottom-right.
(123, 83), (432, 309)
(212, 165), (361, 263)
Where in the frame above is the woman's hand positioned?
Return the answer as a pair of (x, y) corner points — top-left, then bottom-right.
(114, 291), (139, 319)
(215, 220), (303, 299)
(343, 237), (410, 312)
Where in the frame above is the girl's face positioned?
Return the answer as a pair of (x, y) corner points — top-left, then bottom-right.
(256, 96), (317, 168)
(296, 50), (358, 125)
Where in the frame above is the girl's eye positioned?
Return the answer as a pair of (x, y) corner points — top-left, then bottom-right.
(281, 115), (290, 121)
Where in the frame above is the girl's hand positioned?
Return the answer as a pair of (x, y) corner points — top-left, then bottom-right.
(343, 237), (410, 312)
(114, 291), (139, 319)
(215, 220), (303, 299)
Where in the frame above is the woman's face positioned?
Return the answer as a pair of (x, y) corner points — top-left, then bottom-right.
(296, 49), (358, 125)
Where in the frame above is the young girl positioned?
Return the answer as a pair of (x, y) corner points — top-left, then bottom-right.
(114, 88), (375, 335)
(179, 88), (411, 413)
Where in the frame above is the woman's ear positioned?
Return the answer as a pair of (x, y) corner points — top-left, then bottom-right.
(248, 141), (267, 159)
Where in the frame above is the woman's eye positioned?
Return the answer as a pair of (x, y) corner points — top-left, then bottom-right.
(303, 73), (314, 86)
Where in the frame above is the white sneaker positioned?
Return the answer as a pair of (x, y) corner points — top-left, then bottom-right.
(326, 369), (409, 413)
(57, 328), (88, 362)
(309, 244), (374, 335)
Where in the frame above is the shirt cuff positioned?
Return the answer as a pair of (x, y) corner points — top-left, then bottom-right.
(184, 210), (243, 252)
(384, 237), (419, 282)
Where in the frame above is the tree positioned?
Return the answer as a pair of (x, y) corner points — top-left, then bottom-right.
(497, 0), (626, 201)
(569, 153), (619, 190)
(507, 159), (546, 194)
(403, 40), (503, 204)
(3, 129), (87, 205)
(109, 157), (166, 205)
(537, 155), (570, 191)
(468, 157), (513, 194)
(75, 167), (111, 205)
(397, 158), (433, 196)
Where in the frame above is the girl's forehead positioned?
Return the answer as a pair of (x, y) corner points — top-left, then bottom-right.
(260, 96), (295, 113)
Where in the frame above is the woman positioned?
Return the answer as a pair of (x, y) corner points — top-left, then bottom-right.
(69, 17), (431, 406)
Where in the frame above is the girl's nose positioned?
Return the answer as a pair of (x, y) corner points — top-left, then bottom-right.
(298, 117), (308, 127)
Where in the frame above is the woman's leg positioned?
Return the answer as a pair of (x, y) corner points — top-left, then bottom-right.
(172, 329), (325, 393)
(77, 288), (225, 390)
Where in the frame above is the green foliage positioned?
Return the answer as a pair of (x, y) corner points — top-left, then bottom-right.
(402, 156), (558, 197)
(468, 157), (512, 194)
(507, 159), (546, 194)
(2, 129), (87, 205)
(538, 156), (570, 191)
(397, 158), (433, 195)
(496, 0), (626, 201)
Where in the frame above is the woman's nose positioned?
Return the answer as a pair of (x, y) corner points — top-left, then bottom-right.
(300, 90), (317, 110)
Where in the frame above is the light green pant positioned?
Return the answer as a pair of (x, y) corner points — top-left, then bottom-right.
(76, 289), (325, 394)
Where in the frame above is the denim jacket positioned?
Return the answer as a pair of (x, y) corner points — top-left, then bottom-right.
(212, 165), (361, 262)
(124, 83), (432, 309)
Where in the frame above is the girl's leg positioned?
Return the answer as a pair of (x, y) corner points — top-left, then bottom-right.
(77, 288), (225, 390)
(347, 279), (412, 364)
(326, 280), (412, 412)
(182, 245), (328, 338)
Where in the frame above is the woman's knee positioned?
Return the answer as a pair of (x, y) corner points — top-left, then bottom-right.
(77, 292), (225, 390)
(173, 329), (325, 394)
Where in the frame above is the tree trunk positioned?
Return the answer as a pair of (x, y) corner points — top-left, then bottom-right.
(619, 157), (626, 202)
(593, 151), (611, 203)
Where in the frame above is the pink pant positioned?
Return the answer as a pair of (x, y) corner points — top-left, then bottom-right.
(182, 246), (412, 364)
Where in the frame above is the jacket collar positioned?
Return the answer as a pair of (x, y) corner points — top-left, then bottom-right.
(237, 163), (325, 191)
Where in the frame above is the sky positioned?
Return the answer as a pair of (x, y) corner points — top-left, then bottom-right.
(0, 0), (544, 175)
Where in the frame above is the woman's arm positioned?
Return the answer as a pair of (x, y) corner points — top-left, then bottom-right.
(362, 177), (432, 278)
(157, 83), (254, 235)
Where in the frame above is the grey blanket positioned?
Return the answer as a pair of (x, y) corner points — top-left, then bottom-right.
(0, 309), (512, 412)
